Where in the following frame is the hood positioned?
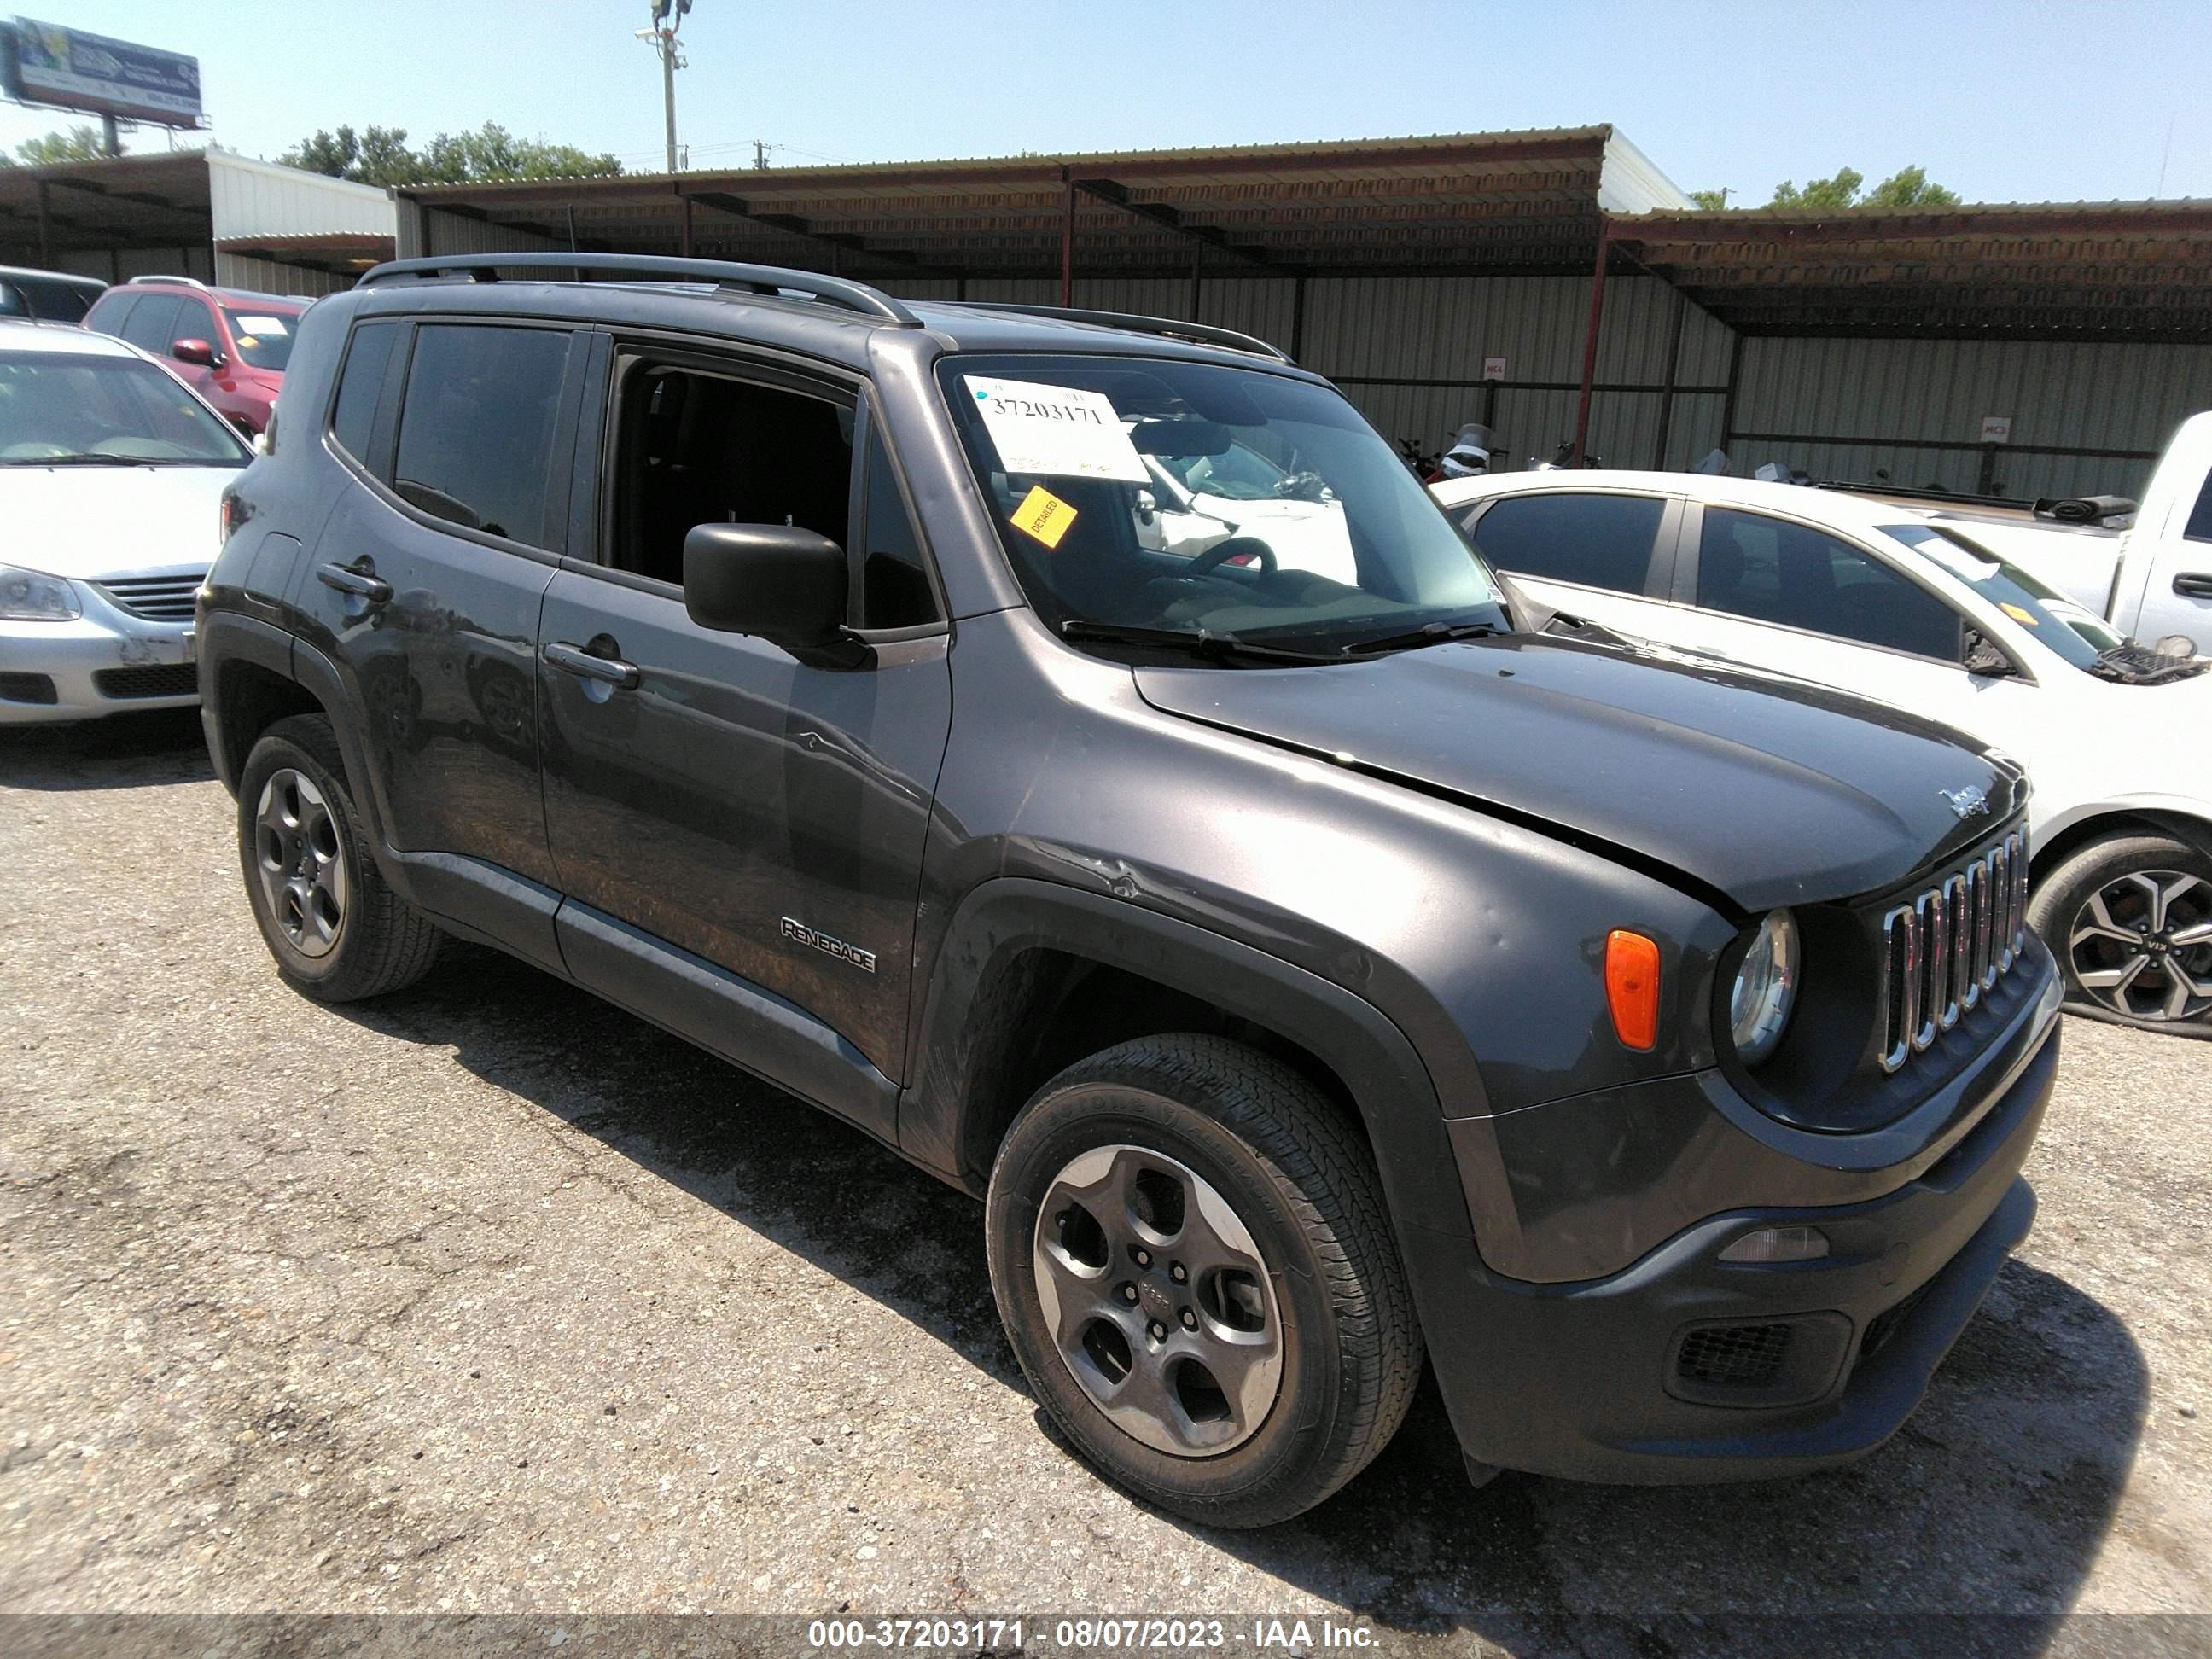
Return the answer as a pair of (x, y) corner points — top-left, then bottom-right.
(3, 463), (240, 579)
(1134, 632), (2025, 913)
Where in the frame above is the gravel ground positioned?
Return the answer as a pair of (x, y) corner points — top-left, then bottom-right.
(2, 711), (2208, 1656)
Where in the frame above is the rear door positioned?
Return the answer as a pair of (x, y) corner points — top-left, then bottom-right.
(299, 315), (588, 963)
(1656, 503), (2034, 741)
(537, 339), (952, 1129)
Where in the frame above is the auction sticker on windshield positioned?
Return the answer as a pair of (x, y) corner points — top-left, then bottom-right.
(966, 375), (1149, 483)
(234, 316), (290, 335)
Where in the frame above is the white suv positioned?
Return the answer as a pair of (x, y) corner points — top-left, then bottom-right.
(0, 321), (250, 723)
(1435, 469), (2212, 1038)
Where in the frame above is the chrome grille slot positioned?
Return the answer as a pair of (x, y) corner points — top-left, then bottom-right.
(93, 573), (206, 622)
(1878, 830), (2029, 1075)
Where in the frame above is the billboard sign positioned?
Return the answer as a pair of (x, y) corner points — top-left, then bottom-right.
(3, 17), (202, 128)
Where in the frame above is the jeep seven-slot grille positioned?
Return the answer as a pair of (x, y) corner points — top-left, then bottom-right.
(1877, 830), (2029, 1074)
(93, 573), (205, 622)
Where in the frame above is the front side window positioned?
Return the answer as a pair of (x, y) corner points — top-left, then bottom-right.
(2186, 470), (2212, 545)
(936, 353), (1503, 656)
(1698, 507), (1963, 661)
(606, 360), (853, 586)
(0, 351), (250, 467)
(1883, 523), (2123, 667)
(859, 433), (939, 630)
(223, 307), (302, 370)
(391, 323), (571, 546)
(1468, 492), (1666, 594)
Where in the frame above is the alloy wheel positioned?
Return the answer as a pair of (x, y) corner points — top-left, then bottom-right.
(253, 767), (347, 959)
(2067, 868), (2212, 1023)
(1031, 1144), (1284, 1458)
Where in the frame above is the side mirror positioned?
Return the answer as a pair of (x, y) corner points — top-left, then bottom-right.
(172, 337), (218, 367)
(683, 522), (863, 665)
(1964, 630), (2017, 678)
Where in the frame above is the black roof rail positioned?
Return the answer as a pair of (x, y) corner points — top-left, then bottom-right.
(354, 253), (922, 328)
(948, 300), (1294, 364)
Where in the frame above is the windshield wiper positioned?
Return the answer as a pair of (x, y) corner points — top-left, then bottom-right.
(0, 452), (149, 467)
(1059, 620), (1341, 666)
(1338, 620), (1506, 656)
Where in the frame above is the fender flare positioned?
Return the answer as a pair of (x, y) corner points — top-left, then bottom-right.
(897, 876), (1478, 1245)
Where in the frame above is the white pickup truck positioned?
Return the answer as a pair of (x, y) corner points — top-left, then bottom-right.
(1885, 410), (2212, 655)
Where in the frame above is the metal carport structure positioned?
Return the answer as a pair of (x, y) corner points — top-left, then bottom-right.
(385, 129), (2212, 498)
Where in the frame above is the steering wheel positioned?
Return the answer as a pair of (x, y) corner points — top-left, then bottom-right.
(1185, 536), (1277, 577)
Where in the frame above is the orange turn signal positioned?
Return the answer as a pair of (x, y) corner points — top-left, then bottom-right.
(1604, 929), (1661, 1051)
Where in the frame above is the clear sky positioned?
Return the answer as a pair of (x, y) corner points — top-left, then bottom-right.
(5, 1), (2209, 204)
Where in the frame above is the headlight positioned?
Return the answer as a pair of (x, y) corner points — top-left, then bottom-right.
(1730, 909), (1799, 1065)
(0, 563), (79, 621)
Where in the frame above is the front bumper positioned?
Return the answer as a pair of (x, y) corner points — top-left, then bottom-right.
(1418, 952), (2061, 1484)
(0, 610), (198, 724)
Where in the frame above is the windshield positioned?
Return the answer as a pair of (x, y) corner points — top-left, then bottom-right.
(0, 352), (250, 467)
(1883, 523), (2123, 669)
(938, 353), (1505, 657)
(222, 307), (301, 371)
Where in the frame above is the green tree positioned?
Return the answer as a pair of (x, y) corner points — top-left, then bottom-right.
(1687, 188), (1731, 211)
(9, 125), (116, 165)
(1770, 167), (1865, 209)
(1767, 164), (1962, 209)
(280, 120), (619, 185)
(1864, 165), (1961, 207)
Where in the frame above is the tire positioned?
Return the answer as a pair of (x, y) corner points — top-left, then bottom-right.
(986, 1033), (1422, 1527)
(2028, 830), (2212, 1038)
(236, 713), (441, 1003)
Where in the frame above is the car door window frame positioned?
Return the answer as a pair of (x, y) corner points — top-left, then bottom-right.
(1459, 489), (1684, 600)
(1674, 500), (1981, 668)
(573, 333), (949, 644)
(335, 316), (590, 565)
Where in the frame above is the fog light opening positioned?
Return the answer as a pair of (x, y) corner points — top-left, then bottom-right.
(1719, 1225), (1831, 1264)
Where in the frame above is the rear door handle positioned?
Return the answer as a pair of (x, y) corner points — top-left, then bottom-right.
(542, 639), (641, 690)
(317, 562), (390, 603)
(2173, 572), (2212, 600)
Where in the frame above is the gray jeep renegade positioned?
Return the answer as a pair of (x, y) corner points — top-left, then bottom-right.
(199, 253), (2062, 1527)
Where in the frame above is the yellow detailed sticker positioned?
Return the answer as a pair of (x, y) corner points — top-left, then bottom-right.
(1010, 484), (1078, 549)
(2000, 602), (2040, 626)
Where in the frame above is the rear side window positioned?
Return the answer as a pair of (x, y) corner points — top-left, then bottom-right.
(84, 291), (137, 335)
(1699, 508), (1963, 661)
(859, 434), (939, 630)
(1469, 492), (1666, 594)
(329, 321), (400, 465)
(391, 323), (571, 548)
(119, 294), (184, 355)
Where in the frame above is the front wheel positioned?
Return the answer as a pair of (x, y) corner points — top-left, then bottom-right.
(986, 1034), (1421, 1527)
(2029, 830), (2212, 1036)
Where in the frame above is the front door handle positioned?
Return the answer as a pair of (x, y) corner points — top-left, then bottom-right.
(317, 562), (390, 603)
(542, 639), (641, 690)
(2173, 571), (2212, 600)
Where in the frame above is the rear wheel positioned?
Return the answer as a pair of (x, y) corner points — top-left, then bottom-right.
(986, 1033), (1421, 1527)
(236, 713), (440, 1003)
(2029, 831), (2212, 1036)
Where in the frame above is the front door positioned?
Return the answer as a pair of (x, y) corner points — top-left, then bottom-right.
(300, 317), (586, 899)
(538, 346), (952, 1113)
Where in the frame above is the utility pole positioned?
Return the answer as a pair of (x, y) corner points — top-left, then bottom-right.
(753, 138), (769, 170)
(637, 0), (693, 175)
